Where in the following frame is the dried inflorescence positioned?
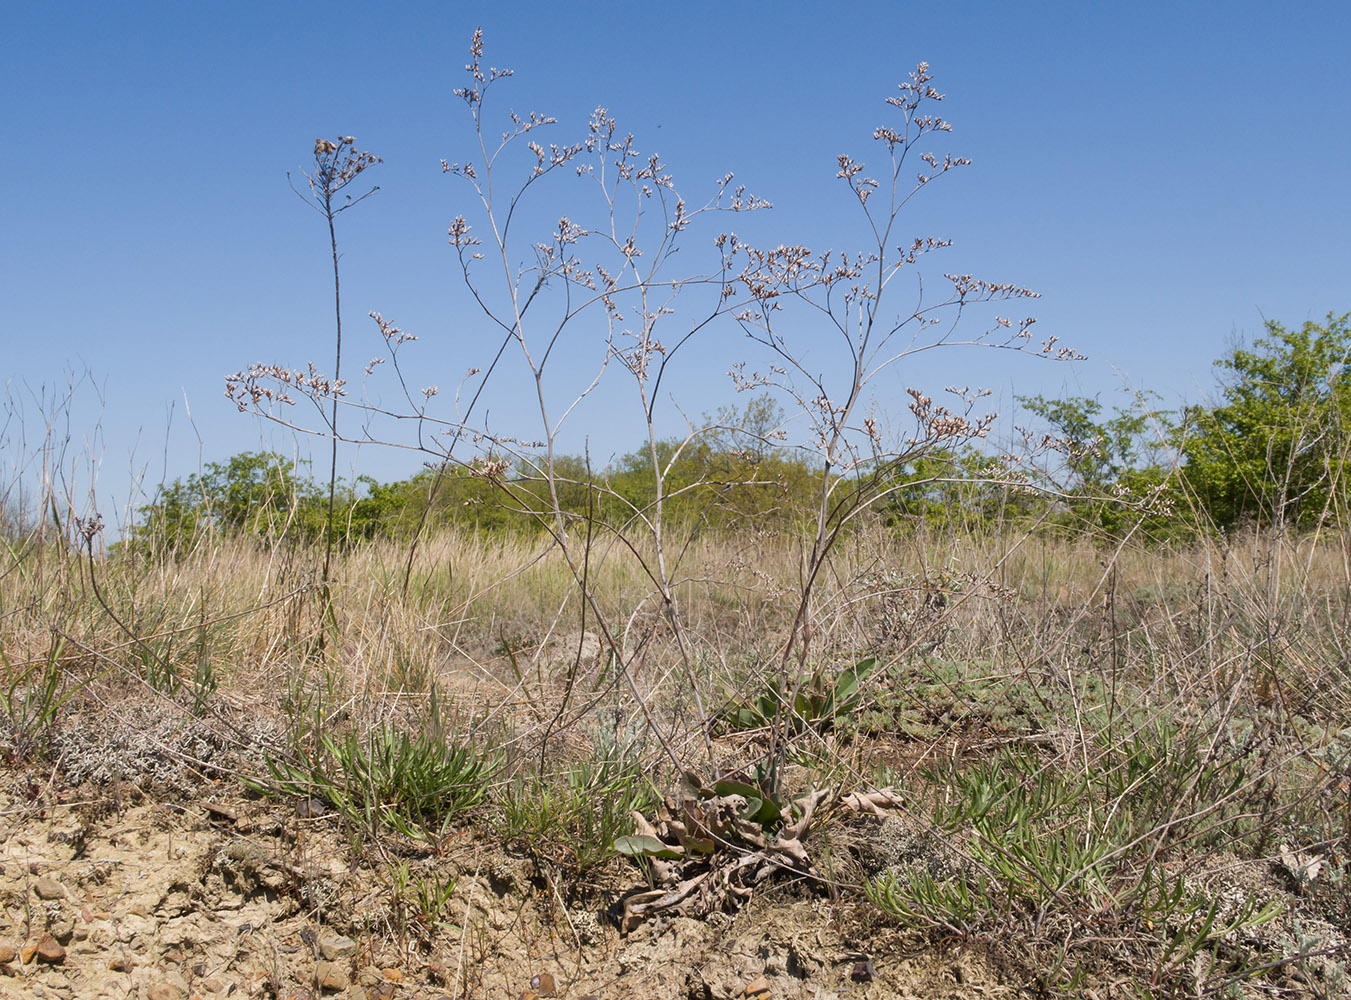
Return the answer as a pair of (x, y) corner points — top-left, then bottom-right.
(224, 363), (345, 413)
(906, 386), (996, 445)
(220, 34), (1088, 812)
(296, 136), (381, 216)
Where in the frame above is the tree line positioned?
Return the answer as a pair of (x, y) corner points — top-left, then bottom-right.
(133, 313), (1351, 551)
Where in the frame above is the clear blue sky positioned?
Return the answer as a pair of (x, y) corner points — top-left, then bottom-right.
(3, 2), (1348, 528)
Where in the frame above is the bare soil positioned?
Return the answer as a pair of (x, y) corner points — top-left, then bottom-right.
(0, 698), (1026, 1000)
(1, 693), (1341, 999)
(0, 787), (1016, 1000)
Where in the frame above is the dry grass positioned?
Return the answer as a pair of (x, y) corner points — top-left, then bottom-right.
(6, 521), (1351, 728)
(4, 515), (1351, 995)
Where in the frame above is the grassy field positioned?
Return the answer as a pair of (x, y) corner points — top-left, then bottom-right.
(2, 513), (1349, 997)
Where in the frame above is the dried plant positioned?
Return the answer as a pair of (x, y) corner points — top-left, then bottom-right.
(196, 39), (1351, 991)
(281, 135), (381, 631)
(715, 60), (1086, 782)
(223, 33), (1087, 792)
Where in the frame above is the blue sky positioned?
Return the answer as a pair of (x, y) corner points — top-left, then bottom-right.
(3, 2), (1348, 527)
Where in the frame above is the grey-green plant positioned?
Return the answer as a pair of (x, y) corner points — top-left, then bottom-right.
(252, 724), (498, 842)
(1133, 865), (1280, 989)
(850, 657), (1048, 740)
(719, 657), (874, 736)
(869, 741), (1282, 991)
(0, 639), (103, 757)
(387, 858), (458, 946)
(865, 865), (988, 935)
(496, 738), (659, 874)
(129, 625), (218, 718)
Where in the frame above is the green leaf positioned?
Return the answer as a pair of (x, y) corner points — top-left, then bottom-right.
(735, 707), (763, 728)
(833, 667), (860, 707)
(712, 778), (761, 799)
(613, 834), (683, 859)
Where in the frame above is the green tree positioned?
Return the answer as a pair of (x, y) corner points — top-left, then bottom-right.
(1017, 393), (1158, 493)
(597, 397), (821, 532)
(345, 460), (543, 538)
(135, 452), (325, 551)
(881, 447), (1025, 534)
(1180, 313), (1351, 532)
(1017, 391), (1176, 536)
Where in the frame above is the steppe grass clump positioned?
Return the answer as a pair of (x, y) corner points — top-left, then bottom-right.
(249, 722), (499, 844)
(494, 726), (660, 877)
(0, 638), (87, 760)
(868, 734), (1287, 992)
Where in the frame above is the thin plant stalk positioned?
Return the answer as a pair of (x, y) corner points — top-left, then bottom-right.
(287, 137), (381, 645)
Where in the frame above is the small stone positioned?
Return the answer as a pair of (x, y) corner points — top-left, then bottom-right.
(35, 935), (66, 964)
(744, 974), (770, 999)
(109, 953), (135, 972)
(318, 929), (356, 961)
(34, 877), (66, 900)
(380, 968), (402, 983)
(203, 801), (238, 823)
(296, 798), (327, 819)
(315, 960), (350, 992)
(850, 959), (876, 983)
(49, 915), (76, 942)
(20, 941), (37, 964)
(529, 972), (556, 996)
(355, 967), (383, 988)
(146, 981), (186, 1000)
(0, 944), (16, 963)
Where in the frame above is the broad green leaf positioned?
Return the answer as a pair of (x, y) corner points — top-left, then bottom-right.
(613, 834), (683, 859)
(833, 670), (858, 703)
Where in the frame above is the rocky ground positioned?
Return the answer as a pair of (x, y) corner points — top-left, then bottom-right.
(0, 697), (1024, 1000)
(2, 695), (1345, 999)
(0, 784), (1017, 1000)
